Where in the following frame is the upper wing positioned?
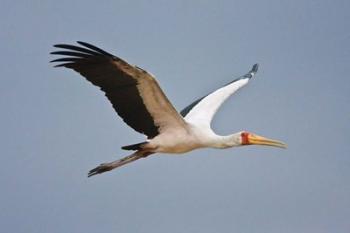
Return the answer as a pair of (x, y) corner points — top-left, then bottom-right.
(51, 41), (187, 138)
(181, 64), (259, 128)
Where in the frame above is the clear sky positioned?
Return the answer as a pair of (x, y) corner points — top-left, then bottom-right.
(1, 0), (349, 232)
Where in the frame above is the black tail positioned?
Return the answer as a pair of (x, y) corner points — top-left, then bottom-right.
(121, 142), (148, 151)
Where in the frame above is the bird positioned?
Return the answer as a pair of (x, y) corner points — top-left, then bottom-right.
(51, 41), (287, 177)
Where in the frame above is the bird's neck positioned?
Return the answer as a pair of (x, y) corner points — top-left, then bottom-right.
(212, 133), (241, 149)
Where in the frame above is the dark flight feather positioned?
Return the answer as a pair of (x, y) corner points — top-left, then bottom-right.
(51, 42), (160, 138)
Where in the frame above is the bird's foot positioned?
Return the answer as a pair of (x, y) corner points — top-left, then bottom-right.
(88, 162), (114, 177)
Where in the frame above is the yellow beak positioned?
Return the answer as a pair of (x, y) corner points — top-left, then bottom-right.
(248, 134), (287, 149)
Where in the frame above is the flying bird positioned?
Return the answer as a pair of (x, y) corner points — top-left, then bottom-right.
(51, 41), (286, 177)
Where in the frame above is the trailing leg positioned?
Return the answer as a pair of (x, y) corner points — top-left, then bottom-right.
(88, 151), (153, 177)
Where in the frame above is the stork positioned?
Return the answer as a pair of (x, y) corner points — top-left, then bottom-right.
(51, 41), (287, 177)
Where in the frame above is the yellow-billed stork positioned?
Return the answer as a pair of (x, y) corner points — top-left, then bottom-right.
(51, 41), (286, 177)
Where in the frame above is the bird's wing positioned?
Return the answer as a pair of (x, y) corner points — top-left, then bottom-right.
(181, 64), (258, 128)
(51, 41), (187, 138)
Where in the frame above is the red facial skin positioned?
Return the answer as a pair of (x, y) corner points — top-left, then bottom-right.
(241, 132), (250, 145)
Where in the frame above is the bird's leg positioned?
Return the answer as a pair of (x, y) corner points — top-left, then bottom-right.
(88, 151), (153, 177)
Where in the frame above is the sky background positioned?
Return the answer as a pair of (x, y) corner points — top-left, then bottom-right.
(1, 0), (349, 232)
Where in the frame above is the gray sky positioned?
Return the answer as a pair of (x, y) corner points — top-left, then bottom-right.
(1, 0), (349, 232)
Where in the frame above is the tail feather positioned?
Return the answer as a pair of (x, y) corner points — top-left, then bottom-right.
(121, 142), (147, 151)
(88, 151), (153, 177)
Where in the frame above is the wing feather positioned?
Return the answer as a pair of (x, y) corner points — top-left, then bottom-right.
(181, 64), (259, 128)
(51, 42), (187, 138)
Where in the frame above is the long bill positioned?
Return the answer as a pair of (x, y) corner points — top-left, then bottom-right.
(248, 134), (287, 149)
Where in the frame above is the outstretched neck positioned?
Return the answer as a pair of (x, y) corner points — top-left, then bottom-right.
(212, 132), (242, 149)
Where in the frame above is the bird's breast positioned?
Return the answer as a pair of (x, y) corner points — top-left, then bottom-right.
(149, 131), (202, 154)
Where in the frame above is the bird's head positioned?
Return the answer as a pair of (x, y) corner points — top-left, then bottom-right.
(237, 131), (287, 148)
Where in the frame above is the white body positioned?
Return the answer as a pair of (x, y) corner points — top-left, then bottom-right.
(149, 124), (242, 153)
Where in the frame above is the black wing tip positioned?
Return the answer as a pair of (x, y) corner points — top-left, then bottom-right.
(53, 43), (68, 48)
(241, 63), (259, 79)
(76, 41), (114, 57)
(52, 41), (96, 48)
(50, 41), (114, 67)
(76, 40), (90, 45)
(51, 41), (103, 54)
(250, 63), (259, 74)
